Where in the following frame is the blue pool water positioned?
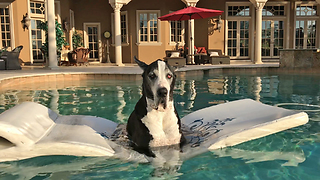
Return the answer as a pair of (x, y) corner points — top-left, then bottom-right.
(0, 73), (320, 179)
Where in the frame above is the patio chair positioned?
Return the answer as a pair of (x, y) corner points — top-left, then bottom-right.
(194, 46), (210, 65)
(67, 51), (77, 66)
(12, 45), (23, 53)
(207, 49), (230, 65)
(164, 50), (186, 68)
(59, 49), (70, 66)
(74, 47), (90, 66)
(0, 45), (23, 70)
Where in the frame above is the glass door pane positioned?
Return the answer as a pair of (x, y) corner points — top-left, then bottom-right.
(307, 20), (316, 49)
(87, 26), (99, 61)
(227, 20), (250, 58)
(239, 21), (249, 57)
(262, 20), (271, 57)
(31, 19), (44, 62)
(227, 21), (237, 57)
(295, 20), (304, 49)
(0, 7), (11, 48)
(273, 21), (284, 57)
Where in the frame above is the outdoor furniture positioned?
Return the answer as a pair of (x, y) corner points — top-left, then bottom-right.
(208, 49), (230, 65)
(194, 53), (210, 65)
(61, 48), (90, 66)
(164, 50), (186, 68)
(59, 49), (69, 66)
(194, 46), (210, 65)
(0, 45), (23, 70)
(0, 59), (5, 70)
(67, 51), (77, 66)
(74, 47), (90, 66)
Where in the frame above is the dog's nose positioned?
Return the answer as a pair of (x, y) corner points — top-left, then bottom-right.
(157, 88), (168, 97)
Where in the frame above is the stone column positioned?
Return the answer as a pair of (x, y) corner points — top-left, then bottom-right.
(47, 0), (58, 69)
(109, 0), (131, 66)
(251, 0), (267, 64)
(112, 3), (124, 66)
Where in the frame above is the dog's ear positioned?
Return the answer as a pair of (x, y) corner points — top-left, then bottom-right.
(134, 56), (148, 70)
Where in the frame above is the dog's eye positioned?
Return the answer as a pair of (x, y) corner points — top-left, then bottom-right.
(167, 74), (172, 79)
(149, 73), (156, 79)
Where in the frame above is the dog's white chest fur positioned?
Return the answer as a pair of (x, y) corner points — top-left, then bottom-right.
(141, 100), (181, 147)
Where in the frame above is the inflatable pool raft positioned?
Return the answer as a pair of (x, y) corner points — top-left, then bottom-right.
(0, 99), (308, 162)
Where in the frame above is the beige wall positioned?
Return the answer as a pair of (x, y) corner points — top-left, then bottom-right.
(5, 0), (318, 64)
(197, 0), (225, 53)
(59, 0), (71, 44)
(121, 0), (186, 64)
(11, 0), (30, 63)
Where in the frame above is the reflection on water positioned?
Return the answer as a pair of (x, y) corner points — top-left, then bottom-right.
(0, 74), (320, 179)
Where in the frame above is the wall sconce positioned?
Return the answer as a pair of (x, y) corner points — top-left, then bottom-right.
(216, 15), (222, 32)
(21, 13), (31, 31)
(62, 18), (69, 32)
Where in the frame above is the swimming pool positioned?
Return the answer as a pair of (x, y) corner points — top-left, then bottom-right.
(0, 73), (319, 179)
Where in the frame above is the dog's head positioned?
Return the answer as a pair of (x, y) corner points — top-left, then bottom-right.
(135, 56), (176, 111)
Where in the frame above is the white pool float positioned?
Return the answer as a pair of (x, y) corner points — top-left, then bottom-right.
(0, 99), (308, 162)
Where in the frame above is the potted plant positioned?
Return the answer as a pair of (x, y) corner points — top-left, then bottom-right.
(72, 30), (83, 49)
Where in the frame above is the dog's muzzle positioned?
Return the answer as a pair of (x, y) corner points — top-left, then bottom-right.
(156, 87), (168, 110)
(157, 87), (168, 98)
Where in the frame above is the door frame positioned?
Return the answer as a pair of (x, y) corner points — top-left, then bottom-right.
(83, 22), (102, 62)
(226, 18), (251, 59)
(261, 18), (286, 58)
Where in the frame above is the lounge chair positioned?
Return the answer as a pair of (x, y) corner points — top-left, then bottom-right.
(164, 50), (186, 68)
(207, 49), (230, 65)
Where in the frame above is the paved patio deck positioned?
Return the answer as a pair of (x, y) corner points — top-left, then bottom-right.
(0, 61), (280, 81)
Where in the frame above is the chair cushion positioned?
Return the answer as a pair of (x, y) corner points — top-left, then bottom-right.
(170, 52), (180, 57)
(210, 51), (219, 57)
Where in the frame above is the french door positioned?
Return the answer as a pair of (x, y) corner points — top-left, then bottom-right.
(227, 20), (250, 59)
(295, 20), (316, 49)
(84, 24), (100, 62)
(262, 20), (284, 58)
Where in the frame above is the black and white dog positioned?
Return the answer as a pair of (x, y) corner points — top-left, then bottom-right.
(127, 57), (186, 157)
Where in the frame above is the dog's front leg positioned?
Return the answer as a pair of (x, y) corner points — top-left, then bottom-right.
(131, 142), (156, 158)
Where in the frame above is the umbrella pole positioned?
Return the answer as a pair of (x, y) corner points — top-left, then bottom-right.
(188, 19), (195, 64)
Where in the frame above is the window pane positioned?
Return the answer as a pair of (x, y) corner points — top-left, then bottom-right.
(296, 5), (317, 16)
(228, 6), (250, 16)
(139, 12), (159, 42)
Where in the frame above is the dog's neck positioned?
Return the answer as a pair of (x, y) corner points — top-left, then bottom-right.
(142, 96), (180, 147)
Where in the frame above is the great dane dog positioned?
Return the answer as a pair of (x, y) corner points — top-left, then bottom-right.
(127, 57), (186, 157)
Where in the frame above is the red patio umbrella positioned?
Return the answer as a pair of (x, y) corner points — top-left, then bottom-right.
(158, 6), (223, 21)
(159, 7), (223, 64)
